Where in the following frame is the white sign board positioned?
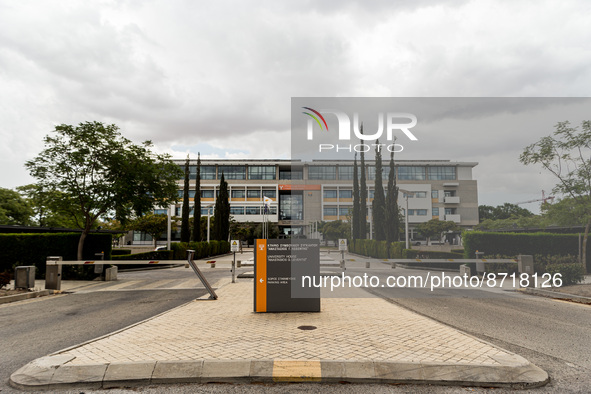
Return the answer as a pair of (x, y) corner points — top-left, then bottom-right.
(338, 239), (347, 251)
(231, 240), (240, 252)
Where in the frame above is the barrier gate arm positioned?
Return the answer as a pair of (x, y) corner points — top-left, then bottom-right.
(186, 250), (218, 300)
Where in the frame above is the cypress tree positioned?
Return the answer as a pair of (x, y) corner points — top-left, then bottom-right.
(352, 152), (360, 239)
(180, 156), (191, 242)
(372, 140), (386, 240)
(213, 172), (230, 241)
(192, 153), (202, 242)
(386, 150), (400, 242)
(358, 125), (367, 239)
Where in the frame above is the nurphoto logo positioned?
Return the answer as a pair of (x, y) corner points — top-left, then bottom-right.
(301, 107), (418, 153)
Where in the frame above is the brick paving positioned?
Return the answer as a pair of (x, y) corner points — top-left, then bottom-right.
(62, 280), (509, 366)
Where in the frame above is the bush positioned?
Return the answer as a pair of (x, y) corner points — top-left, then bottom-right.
(0, 233), (112, 279)
(170, 240), (230, 260)
(402, 250), (465, 270)
(463, 231), (590, 272)
(545, 263), (585, 286)
(111, 249), (132, 256)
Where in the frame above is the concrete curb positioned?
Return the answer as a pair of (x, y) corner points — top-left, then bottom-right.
(9, 356), (549, 390)
(0, 289), (56, 305)
(521, 287), (591, 305)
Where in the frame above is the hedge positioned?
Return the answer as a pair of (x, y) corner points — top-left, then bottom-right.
(171, 240), (230, 260)
(401, 250), (465, 270)
(349, 239), (405, 259)
(0, 232), (112, 279)
(463, 231), (590, 272)
(111, 250), (175, 271)
(111, 249), (132, 256)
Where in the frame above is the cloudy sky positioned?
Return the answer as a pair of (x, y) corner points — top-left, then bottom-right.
(1, 0), (590, 212)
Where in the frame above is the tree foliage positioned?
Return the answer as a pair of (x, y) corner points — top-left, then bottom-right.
(192, 153), (202, 242)
(385, 150), (400, 242)
(0, 187), (33, 225)
(416, 219), (459, 245)
(479, 203), (533, 222)
(131, 214), (170, 248)
(520, 120), (591, 271)
(372, 140), (386, 240)
(213, 173), (230, 241)
(16, 184), (78, 227)
(180, 156), (191, 242)
(319, 220), (350, 242)
(25, 122), (182, 259)
(352, 153), (361, 239)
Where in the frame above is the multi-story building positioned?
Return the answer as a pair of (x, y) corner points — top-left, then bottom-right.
(150, 159), (478, 243)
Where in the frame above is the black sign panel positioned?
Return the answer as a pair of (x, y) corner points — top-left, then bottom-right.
(254, 239), (320, 312)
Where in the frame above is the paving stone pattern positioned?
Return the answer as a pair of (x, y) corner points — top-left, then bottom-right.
(62, 281), (508, 366)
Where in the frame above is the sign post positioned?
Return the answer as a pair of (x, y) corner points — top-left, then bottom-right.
(339, 239), (347, 270)
(254, 239), (320, 312)
(231, 240), (239, 283)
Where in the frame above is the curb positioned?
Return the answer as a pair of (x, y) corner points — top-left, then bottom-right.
(0, 289), (56, 305)
(10, 356), (549, 390)
(521, 287), (591, 305)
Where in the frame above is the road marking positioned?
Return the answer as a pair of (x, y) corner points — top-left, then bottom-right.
(272, 360), (321, 382)
(0, 294), (67, 308)
(169, 279), (200, 289)
(95, 280), (142, 291)
(134, 279), (177, 290)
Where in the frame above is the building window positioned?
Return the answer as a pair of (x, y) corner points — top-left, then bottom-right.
(368, 190), (375, 199)
(201, 207), (213, 215)
(429, 166), (456, 180)
(178, 190), (196, 198)
(201, 166), (216, 180)
(431, 190), (439, 199)
(308, 166), (336, 180)
(231, 190), (245, 199)
(432, 207), (439, 216)
(218, 165), (246, 180)
(230, 206), (245, 215)
(398, 166), (426, 180)
(279, 169), (303, 180)
(323, 190), (337, 199)
(414, 191), (427, 198)
(247, 190), (261, 199)
(154, 209), (167, 215)
(339, 207), (352, 216)
(248, 166), (276, 180)
(416, 209), (428, 216)
(323, 207), (338, 216)
(445, 208), (456, 215)
(339, 190), (353, 199)
(338, 166), (354, 180)
(444, 190), (456, 197)
(245, 206), (260, 215)
(367, 166), (391, 180)
(264, 205), (277, 215)
(201, 190), (214, 198)
(279, 193), (303, 220)
(407, 209), (415, 216)
(262, 190), (276, 199)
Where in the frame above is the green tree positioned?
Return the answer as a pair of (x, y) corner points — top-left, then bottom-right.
(520, 120), (591, 270)
(0, 187), (33, 225)
(319, 220), (350, 243)
(358, 127), (367, 239)
(192, 153), (202, 241)
(372, 140), (386, 240)
(478, 205), (496, 222)
(17, 184), (77, 227)
(416, 219), (459, 245)
(180, 156), (191, 242)
(213, 173), (230, 241)
(131, 213), (170, 248)
(542, 197), (591, 226)
(385, 150), (400, 242)
(25, 122), (182, 259)
(352, 153), (360, 239)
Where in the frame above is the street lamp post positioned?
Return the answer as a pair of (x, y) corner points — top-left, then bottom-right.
(399, 189), (415, 250)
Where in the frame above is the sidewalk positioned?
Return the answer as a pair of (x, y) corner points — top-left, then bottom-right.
(10, 279), (548, 390)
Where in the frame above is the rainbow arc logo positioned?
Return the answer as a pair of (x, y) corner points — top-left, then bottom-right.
(302, 107), (329, 132)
